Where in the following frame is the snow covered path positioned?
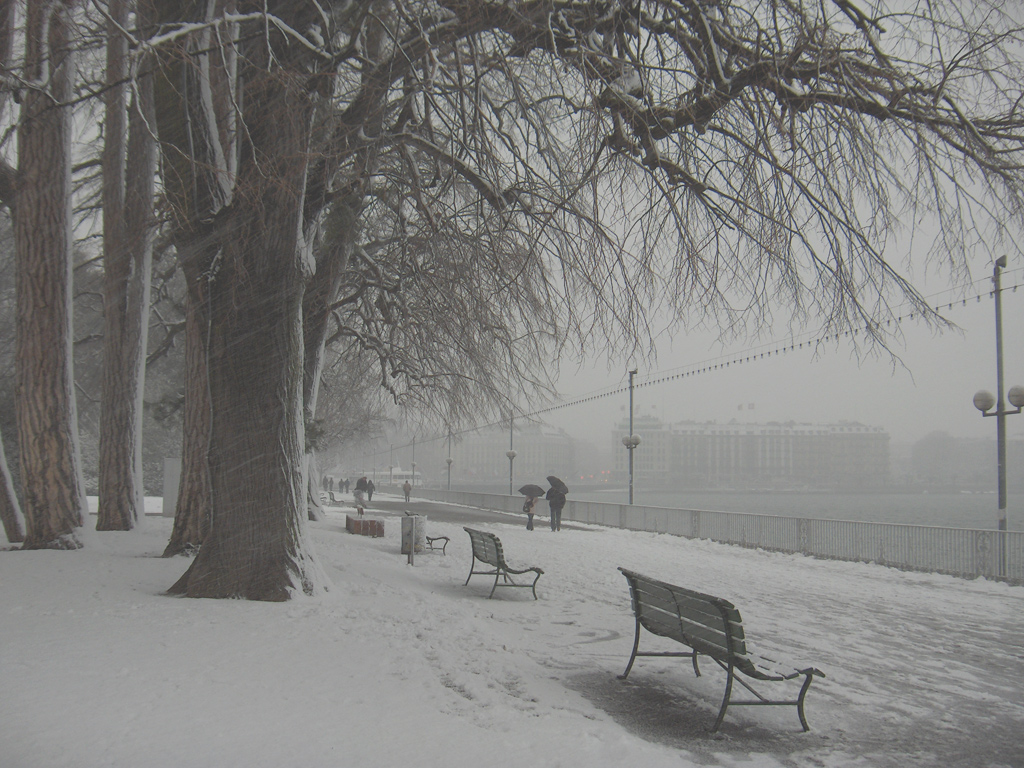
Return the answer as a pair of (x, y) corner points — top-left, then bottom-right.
(2, 497), (1022, 768)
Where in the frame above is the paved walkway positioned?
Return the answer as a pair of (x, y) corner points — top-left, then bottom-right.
(326, 492), (589, 531)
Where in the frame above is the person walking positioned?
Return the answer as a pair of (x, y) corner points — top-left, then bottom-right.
(403, 480), (412, 502)
(354, 476), (368, 506)
(523, 495), (538, 530)
(367, 479), (375, 501)
(546, 485), (566, 531)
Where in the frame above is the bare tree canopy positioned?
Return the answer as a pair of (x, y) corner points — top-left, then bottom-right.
(11, 0), (1012, 595)
(296, 0), (1024, 422)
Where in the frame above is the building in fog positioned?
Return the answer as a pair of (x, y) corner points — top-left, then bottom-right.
(614, 417), (890, 490)
(910, 432), (1024, 491)
(450, 423), (575, 488)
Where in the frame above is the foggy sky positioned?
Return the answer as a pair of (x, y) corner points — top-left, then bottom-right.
(548, 258), (1024, 449)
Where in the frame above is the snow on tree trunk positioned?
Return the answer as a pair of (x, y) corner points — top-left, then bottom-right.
(0, 428), (25, 544)
(15, 0), (87, 550)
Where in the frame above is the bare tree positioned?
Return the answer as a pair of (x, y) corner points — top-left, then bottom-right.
(152, 0), (235, 557)
(11, 0), (88, 549)
(0, 0), (23, 545)
(96, 0), (158, 531)
(143, 0), (1024, 599)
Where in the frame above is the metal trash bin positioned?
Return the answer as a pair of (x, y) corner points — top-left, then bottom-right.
(401, 515), (427, 554)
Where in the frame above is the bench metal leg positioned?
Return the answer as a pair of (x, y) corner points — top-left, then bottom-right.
(426, 535), (449, 555)
(528, 570), (541, 600)
(795, 670), (815, 732)
(712, 665), (735, 733)
(619, 619), (700, 679)
(711, 661), (819, 732)
(619, 618), (642, 679)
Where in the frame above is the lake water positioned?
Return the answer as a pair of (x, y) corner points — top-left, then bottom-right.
(570, 488), (1023, 531)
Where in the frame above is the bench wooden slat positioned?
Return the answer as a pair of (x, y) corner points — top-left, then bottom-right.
(618, 567), (823, 733)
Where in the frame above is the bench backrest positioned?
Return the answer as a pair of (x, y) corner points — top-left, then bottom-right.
(619, 567), (747, 661)
(464, 528), (504, 567)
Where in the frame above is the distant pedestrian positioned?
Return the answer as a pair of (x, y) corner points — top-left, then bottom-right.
(322, 475), (329, 492)
(329, 477), (334, 493)
(523, 496), (537, 530)
(367, 480), (375, 501)
(403, 480), (412, 502)
(546, 486), (566, 532)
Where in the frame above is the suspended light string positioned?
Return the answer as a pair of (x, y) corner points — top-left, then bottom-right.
(369, 274), (1021, 460)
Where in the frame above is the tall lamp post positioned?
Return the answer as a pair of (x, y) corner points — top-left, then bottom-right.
(506, 419), (517, 495)
(446, 431), (453, 491)
(622, 369), (641, 504)
(973, 256), (1024, 578)
(506, 449), (517, 495)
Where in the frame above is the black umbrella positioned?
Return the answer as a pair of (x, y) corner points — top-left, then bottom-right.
(546, 475), (569, 494)
(518, 483), (546, 498)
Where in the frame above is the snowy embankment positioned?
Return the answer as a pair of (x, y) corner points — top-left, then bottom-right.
(2, 495), (1022, 768)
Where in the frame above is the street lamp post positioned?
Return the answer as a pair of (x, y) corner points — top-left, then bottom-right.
(622, 369), (641, 504)
(506, 449), (517, 495)
(446, 430), (453, 491)
(506, 419), (517, 495)
(973, 256), (1024, 578)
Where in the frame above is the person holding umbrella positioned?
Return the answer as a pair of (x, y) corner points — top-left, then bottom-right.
(546, 475), (568, 532)
(518, 483), (545, 530)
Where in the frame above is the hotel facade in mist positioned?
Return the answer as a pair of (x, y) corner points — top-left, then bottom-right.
(614, 415), (891, 491)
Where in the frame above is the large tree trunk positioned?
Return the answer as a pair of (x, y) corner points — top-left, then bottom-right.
(0, 428), (25, 544)
(168, 39), (325, 599)
(15, 0), (87, 550)
(97, 1), (157, 531)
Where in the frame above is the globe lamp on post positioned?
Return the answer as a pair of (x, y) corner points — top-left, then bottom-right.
(972, 255), (1024, 578)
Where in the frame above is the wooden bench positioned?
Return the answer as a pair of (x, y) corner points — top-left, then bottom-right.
(463, 528), (543, 599)
(618, 567), (824, 733)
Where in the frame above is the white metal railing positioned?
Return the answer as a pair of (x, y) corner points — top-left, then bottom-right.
(418, 490), (1023, 582)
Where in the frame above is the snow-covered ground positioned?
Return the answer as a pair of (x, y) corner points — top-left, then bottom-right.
(2, 494), (1022, 768)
